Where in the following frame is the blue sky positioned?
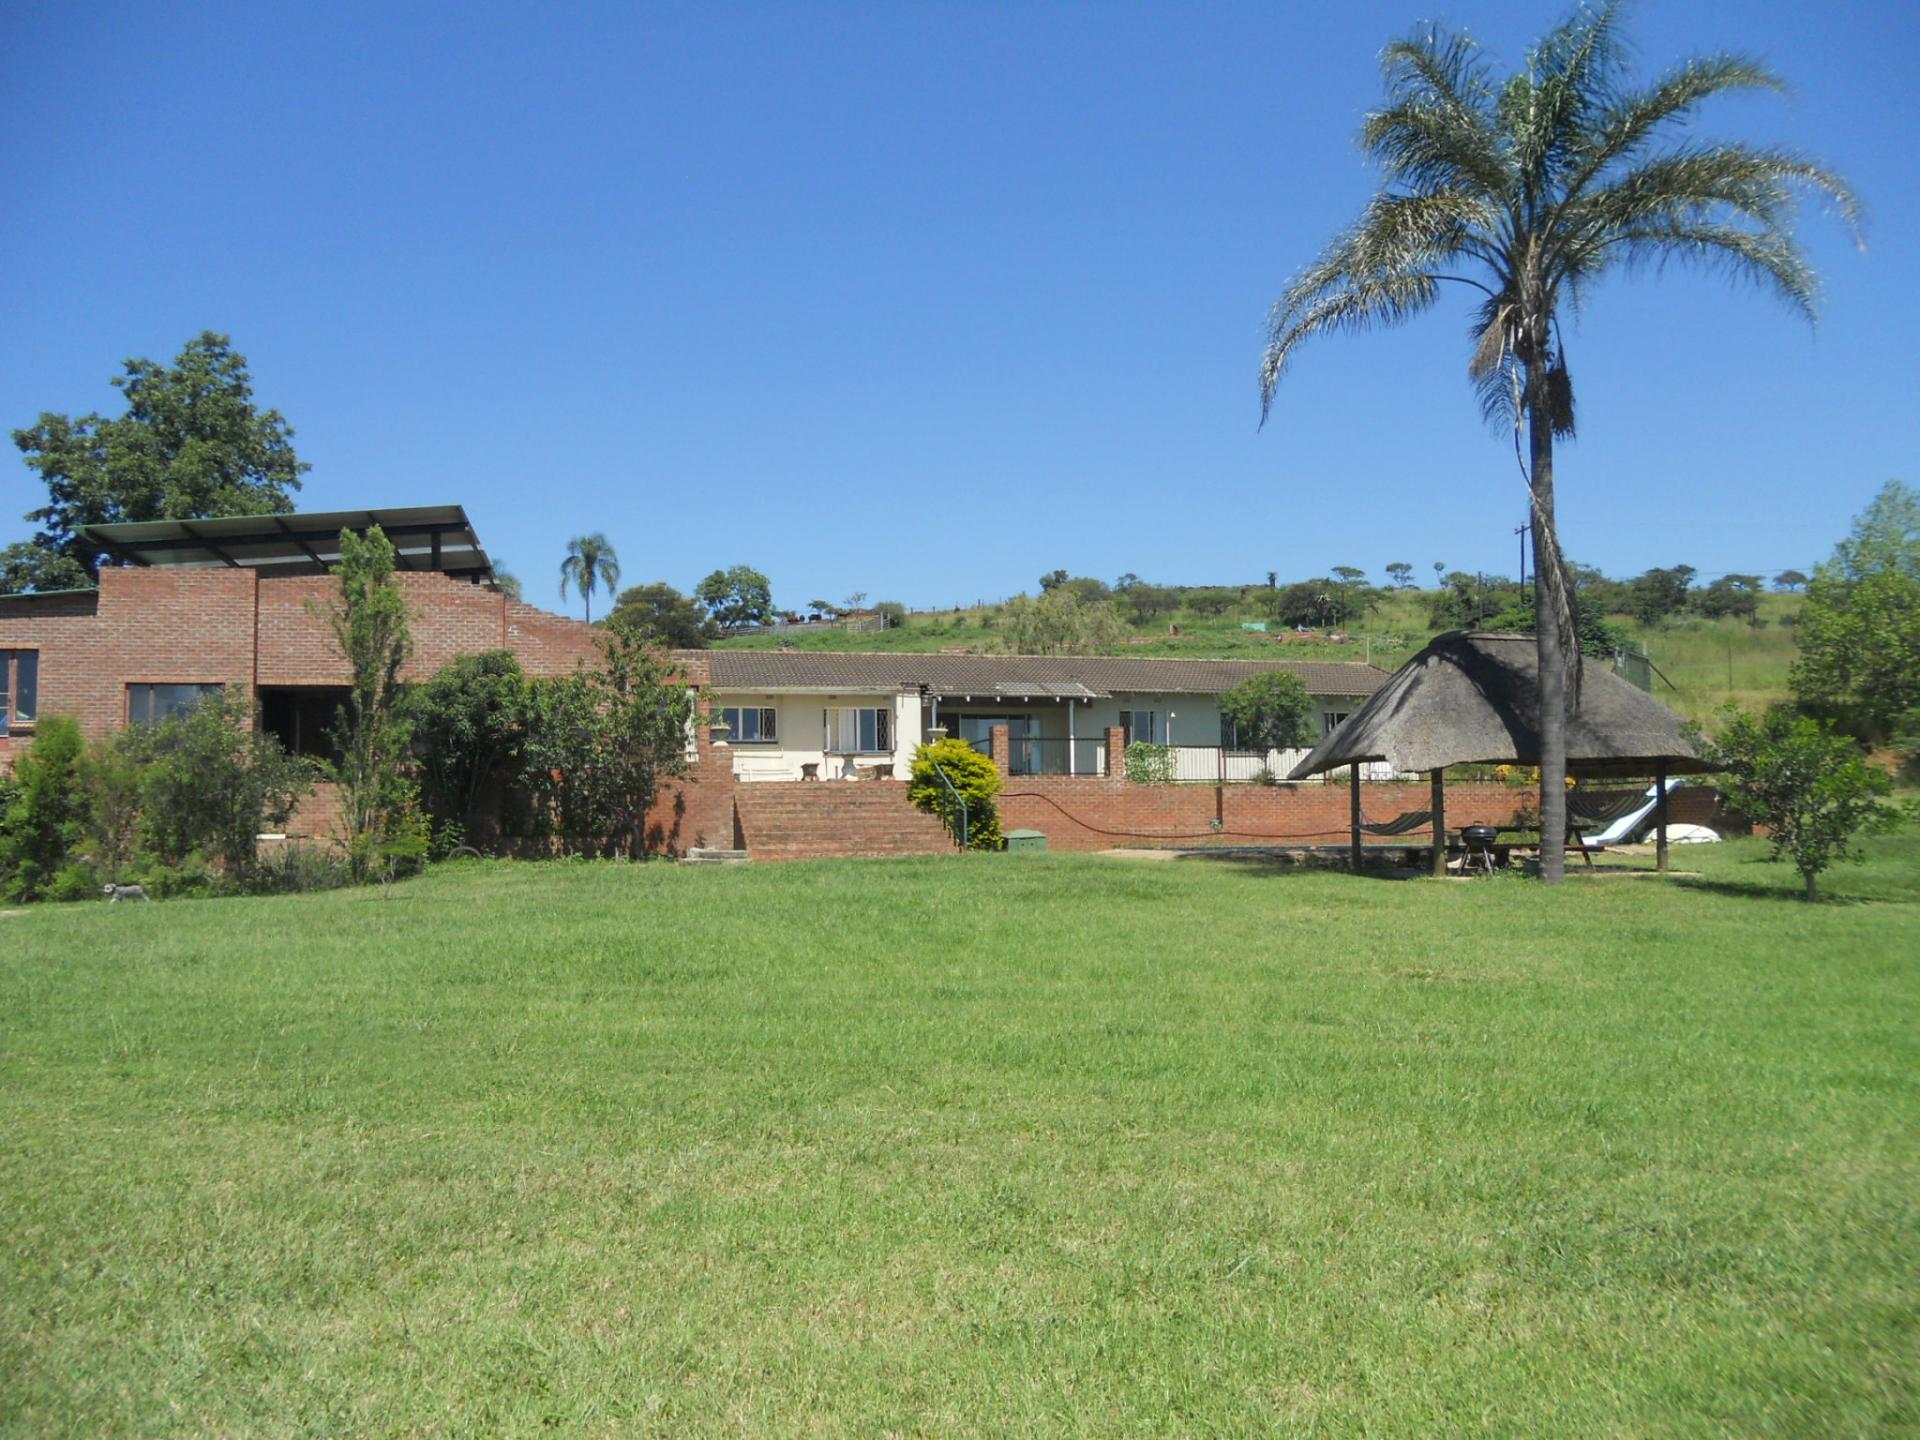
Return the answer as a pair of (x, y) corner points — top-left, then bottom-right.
(3, 1), (1914, 617)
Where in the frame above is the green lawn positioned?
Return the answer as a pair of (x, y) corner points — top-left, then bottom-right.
(4, 837), (1916, 1435)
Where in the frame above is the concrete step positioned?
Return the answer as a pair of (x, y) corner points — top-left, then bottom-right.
(680, 848), (750, 865)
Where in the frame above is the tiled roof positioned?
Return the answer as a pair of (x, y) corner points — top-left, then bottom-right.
(693, 650), (1389, 699)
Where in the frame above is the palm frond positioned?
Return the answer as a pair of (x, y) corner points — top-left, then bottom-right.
(1600, 219), (1825, 320)
(1363, 28), (1508, 197)
(1566, 54), (1785, 192)
(1260, 192), (1498, 418)
(1261, 273), (1440, 419)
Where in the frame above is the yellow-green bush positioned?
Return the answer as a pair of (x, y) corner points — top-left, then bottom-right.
(908, 738), (1003, 850)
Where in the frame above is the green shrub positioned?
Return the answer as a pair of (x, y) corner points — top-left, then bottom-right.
(46, 860), (100, 903)
(908, 738), (1003, 850)
(0, 716), (89, 902)
(119, 689), (314, 885)
(1125, 742), (1174, 784)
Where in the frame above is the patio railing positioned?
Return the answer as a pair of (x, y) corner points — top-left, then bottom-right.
(1009, 736), (1108, 776)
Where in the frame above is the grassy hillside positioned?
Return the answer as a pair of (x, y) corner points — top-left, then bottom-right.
(2, 841), (1914, 1433)
(719, 589), (1805, 722)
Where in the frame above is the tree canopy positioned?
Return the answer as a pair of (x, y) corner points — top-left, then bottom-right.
(696, 566), (774, 631)
(559, 534), (621, 623)
(6, 332), (306, 588)
(608, 582), (718, 648)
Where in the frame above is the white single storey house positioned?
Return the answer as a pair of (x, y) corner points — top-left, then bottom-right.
(694, 651), (1389, 781)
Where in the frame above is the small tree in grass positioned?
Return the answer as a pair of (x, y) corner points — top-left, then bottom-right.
(1698, 706), (1900, 901)
(1220, 672), (1317, 751)
(321, 526), (416, 882)
(908, 737), (1003, 850)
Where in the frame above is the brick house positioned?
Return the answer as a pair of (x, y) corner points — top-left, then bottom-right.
(0, 505), (732, 852)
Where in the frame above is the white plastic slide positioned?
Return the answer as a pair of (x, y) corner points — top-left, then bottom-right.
(1583, 777), (1717, 847)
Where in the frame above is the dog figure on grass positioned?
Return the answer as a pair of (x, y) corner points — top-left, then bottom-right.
(102, 882), (149, 903)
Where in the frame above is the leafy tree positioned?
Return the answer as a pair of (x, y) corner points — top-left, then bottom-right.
(1792, 569), (1920, 742)
(1038, 569), (1070, 593)
(1060, 576), (1112, 606)
(1115, 573), (1142, 592)
(0, 543), (90, 595)
(695, 565), (774, 631)
(1184, 587), (1241, 619)
(1265, 570), (1278, 589)
(1220, 672), (1317, 751)
(1000, 590), (1126, 655)
(517, 622), (696, 857)
(1694, 573), (1763, 621)
(1697, 706), (1898, 900)
(1385, 562), (1414, 588)
(908, 737), (1003, 850)
(608, 582), (718, 648)
(1790, 484), (1920, 742)
(559, 533), (621, 622)
(1772, 570), (1808, 592)
(409, 651), (528, 843)
(492, 569), (524, 602)
(843, 591), (868, 611)
(0, 716), (88, 901)
(322, 526), (416, 882)
(118, 687), (312, 883)
(1332, 565), (1367, 585)
(8, 332), (306, 586)
(1121, 583), (1178, 625)
(1276, 578), (1367, 629)
(1259, 5), (1858, 882)
(1829, 480), (1920, 582)
(875, 601), (907, 629)
(1626, 566), (1696, 626)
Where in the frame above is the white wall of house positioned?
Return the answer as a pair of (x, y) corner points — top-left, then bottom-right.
(712, 687), (1373, 780)
(715, 690), (922, 780)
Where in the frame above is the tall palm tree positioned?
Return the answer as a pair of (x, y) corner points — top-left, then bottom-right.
(559, 533), (621, 623)
(1259, 3), (1858, 882)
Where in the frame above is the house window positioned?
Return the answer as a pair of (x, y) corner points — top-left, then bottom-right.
(0, 650), (37, 736)
(720, 706), (778, 744)
(1321, 711), (1352, 737)
(128, 683), (223, 727)
(825, 706), (891, 754)
(1120, 709), (1161, 745)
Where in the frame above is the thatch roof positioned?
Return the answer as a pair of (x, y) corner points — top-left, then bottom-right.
(1287, 632), (1710, 780)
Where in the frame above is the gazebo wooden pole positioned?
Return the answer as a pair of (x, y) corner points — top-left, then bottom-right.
(1655, 761), (1670, 873)
(1349, 763), (1362, 872)
(1430, 769), (1447, 878)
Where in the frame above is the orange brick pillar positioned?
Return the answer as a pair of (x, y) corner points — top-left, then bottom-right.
(1105, 726), (1126, 779)
(989, 723), (1010, 776)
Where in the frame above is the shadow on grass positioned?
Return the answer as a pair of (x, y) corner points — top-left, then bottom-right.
(1670, 875), (1879, 906)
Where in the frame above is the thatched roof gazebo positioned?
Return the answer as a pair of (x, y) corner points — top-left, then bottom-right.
(1288, 632), (1710, 874)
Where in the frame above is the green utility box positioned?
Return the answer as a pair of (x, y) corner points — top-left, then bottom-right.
(1004, 829), (1048, 853)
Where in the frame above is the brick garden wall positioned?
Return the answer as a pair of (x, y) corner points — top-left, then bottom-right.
(987, 726), (1728, 851)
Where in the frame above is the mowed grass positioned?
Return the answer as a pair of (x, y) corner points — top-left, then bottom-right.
(3, 837), (1916, 1435)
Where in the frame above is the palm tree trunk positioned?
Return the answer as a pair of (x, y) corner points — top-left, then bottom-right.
(1527, 394), (1570, 886)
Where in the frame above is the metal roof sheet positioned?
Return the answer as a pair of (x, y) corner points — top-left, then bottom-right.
(80, 505), (493, 580)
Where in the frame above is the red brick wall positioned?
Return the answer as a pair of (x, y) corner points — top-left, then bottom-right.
(997, 774), (1530, 850)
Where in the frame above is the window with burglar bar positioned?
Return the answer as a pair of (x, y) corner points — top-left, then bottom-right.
(720, 706), (777, 743)
(824, 706), (890, 754)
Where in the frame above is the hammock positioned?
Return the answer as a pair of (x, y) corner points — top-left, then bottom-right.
(1358, 810), (1434, 836)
